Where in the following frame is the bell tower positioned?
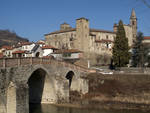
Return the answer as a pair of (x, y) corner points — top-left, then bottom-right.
(130, 9), (137, 43)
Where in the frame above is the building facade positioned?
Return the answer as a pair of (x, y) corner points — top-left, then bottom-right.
(45, 9), (137, 64)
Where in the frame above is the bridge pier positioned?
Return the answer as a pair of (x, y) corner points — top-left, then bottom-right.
(0, 91), (6, 113)
(7, 82), (29, 113)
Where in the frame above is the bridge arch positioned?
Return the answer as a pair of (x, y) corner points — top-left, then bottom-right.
(26, 66), (57, 105)
(66, 71), (75, 88)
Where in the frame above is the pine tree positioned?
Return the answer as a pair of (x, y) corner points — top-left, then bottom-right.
(131, 32), (144, 67)
(112, 20), (130, 67)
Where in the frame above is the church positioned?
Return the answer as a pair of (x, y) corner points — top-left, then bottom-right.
(45, 9), (137, 65)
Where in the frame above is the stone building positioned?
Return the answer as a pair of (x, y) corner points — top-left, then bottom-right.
(113, 9), (137, 47)
(45, 9), (137, 65)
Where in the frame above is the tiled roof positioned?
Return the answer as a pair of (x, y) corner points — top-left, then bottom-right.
(45, 28), (115, 36)
(45, 28), (76, 36)
(2, 46), (13, 50)
(95, 39), (114, 43)
(90, 29), (115, 34)
(42, 45), (58, 49)
(36, 41), (45, 44)
(18, 42), (33, 46)
(144, 36), (150, 40)
(52, 49), (82, 54)
(12, 50), (25, 54)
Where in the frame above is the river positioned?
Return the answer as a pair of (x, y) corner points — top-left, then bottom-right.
(30, 104), (149, 113)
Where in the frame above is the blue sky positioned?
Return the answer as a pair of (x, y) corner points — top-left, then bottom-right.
(0, 0), (150, 42)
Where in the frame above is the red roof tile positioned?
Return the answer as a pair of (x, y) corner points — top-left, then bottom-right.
(144, 36), (150, 40)
(18, 42), (33, 46)
(2, 46), (13, 50)
(36, 42), (45, 44)
(42, 45), (58, 49)
(12, 50), (25, 54)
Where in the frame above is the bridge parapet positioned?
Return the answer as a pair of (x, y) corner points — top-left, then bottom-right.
(0, 58), (96, 73)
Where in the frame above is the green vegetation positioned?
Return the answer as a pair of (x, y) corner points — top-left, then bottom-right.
(132, 32), (144, 67)
(112, 20), (130, 67)
(132, 32), (150, 67)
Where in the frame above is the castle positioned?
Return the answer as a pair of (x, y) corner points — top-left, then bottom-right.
(45, 9), (137, 64)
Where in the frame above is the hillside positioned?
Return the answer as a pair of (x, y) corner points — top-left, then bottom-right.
(0, 29), (29, 47)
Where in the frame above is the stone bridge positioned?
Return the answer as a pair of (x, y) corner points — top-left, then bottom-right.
(0, 58), (95, 113)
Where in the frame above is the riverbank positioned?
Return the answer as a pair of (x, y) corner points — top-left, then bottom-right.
(52, 101), (150, 111)
(67, 73), (150, 111)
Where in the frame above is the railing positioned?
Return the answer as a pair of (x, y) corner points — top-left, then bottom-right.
(0, 57), (96, 73)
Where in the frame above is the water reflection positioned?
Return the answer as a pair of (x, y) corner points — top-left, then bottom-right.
(30, 104), (149, 113)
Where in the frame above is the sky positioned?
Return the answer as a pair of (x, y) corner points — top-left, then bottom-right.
(0, 0), (150, 42)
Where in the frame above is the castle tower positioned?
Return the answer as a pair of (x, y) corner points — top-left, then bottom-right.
(130, 9), (137, 43)
(113, 23), (118, 33)
(75, 17), (90, 52)
(60, 22), (71, 30)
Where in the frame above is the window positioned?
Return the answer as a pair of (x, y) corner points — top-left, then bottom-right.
(106, 35), (108, 39)
(132, 21), (135, 25)
(70, 37), (73, 41)
(106, 43), (109, 48)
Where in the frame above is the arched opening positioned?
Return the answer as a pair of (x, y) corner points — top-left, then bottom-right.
(35, 52), (40, 57)
(66, 71), (74, 88)
(28, 68), (46, 104)
(28, 68), (57, 113)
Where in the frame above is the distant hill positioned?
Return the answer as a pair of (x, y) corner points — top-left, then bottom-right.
(0, 29), (29, 47)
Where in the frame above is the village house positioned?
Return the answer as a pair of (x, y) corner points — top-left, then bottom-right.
(42, 45), (58, 57)
(1, 46), (14, 58)
(51, 49), (83, 63)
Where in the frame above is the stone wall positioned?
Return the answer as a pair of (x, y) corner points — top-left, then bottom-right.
(0, 59), (90, 113)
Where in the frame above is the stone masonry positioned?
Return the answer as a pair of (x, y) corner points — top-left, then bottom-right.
(0, 58), (93, 113)
(45, 9), (137, 62)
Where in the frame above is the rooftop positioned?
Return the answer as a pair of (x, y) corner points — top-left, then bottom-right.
(1, 46), (13, 50)
(144, 36), (150, 40)
(12, 50), (26, 54)
(45, 28), (115, 36)
(18, 42), (33, 46)
(42, 45), (58, 50)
